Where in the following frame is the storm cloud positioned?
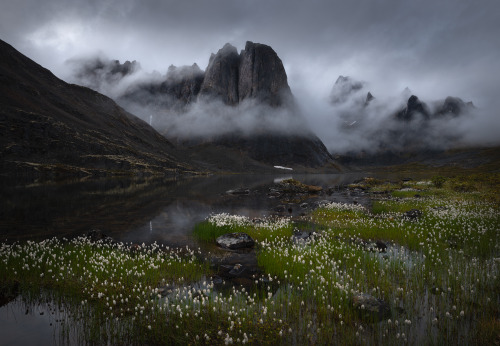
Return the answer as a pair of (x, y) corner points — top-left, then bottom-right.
(2, 0), (499, 151)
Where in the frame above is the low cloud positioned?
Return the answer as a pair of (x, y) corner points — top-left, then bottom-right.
(66, 54), (500, 155)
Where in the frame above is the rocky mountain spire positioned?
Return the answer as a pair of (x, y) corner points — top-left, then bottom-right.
(199, 41), (292, 106)
(199, 43), (240, 105)
(238, 41), (292, 106)
(396, 95), (431, 121)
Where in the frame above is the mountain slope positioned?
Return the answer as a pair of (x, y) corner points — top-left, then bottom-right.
(0, 39), (198, 178)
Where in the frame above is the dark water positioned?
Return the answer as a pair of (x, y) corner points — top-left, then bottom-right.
(0, 173), (374, 246)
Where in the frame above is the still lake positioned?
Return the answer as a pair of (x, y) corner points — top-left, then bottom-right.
(0, 173), (376, 246)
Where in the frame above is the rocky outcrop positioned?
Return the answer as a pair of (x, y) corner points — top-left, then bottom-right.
(68, 57), (140, 92)
(216, 233), (255, 250)
(120, 63), (204, 112)
(330, 76), (364, 104)
(161, 64), (205, 105)
(199, 43), (240, 105)
(435, 96), (474, 117)
(352, 293), (390, 320)
(396, 95), (431, 121)
(198, 41), (292, 106)
(238, 41), (292, 106)
(364, 92), (375, 106)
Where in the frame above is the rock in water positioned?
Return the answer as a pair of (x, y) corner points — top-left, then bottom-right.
(86, 229), (113, 243)
(403, 209), (423, 220)
(352, 293), (390, 320)
(216, 233), (255, 250)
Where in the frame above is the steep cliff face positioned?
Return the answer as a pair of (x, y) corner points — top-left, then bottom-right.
(162, 64), (205, 105)
(120, 64), (204, 113)
(199, 43), (240, 105)
(238, 41), (292, 106)
(198, 41), (292, 106)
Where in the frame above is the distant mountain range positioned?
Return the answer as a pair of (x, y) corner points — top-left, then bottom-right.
(1, 37), (498, 179)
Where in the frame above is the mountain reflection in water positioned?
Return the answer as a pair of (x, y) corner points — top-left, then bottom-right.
(0, 174), (374, 246)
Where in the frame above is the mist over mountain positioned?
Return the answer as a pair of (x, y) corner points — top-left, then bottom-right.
(68, 41), (334, 168)
(65, 34), (500, 165)
(295, 74), (498, 158)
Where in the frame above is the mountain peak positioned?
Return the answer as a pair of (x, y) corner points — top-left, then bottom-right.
(199, 41), (291, 106)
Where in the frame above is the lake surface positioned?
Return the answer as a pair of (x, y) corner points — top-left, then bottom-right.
(0, 173), (377, 246)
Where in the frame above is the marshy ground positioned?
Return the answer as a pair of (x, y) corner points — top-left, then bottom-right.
(1, 174), (499, 345)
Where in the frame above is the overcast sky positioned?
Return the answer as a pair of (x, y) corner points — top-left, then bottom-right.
(2, 0), (500, 147)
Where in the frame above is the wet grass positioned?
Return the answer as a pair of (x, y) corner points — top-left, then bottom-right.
(1, 174), (499, 344)
(193, 213), (294, 243)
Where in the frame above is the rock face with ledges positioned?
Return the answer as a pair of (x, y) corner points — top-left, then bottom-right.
(198, 41), (292, 106)
(199, 44), (240, 105)
(238, 41), (292, 106)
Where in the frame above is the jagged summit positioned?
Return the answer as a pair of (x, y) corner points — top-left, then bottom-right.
(436, 96), (474, 117)
(199, 41), (292, 106)
(365, 92), (375, 106)
(330, 75), (364, 104)
(396, 95), (431, 121)
(238, 41), (292, 106)
(200, 43), (241, 105)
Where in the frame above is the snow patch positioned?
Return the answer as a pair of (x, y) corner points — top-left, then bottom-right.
(274, 166), (293, 170)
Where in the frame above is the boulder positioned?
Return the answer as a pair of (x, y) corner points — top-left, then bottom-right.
(403, 209), (423, 220)
(215, 232), (255, 250)
(274, 205), (286, 213)
(86, 229), (113, 243)
(291, 231), (313, 244)
(352, 293), (390, 320)
(276, 178), (322, 194)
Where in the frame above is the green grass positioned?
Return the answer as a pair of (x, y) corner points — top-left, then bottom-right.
(193, 213), (294, 243)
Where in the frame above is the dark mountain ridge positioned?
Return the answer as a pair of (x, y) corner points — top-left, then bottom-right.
(0, 39), (198, 178)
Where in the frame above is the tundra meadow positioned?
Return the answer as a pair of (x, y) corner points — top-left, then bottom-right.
(1, 174), (499, 344)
